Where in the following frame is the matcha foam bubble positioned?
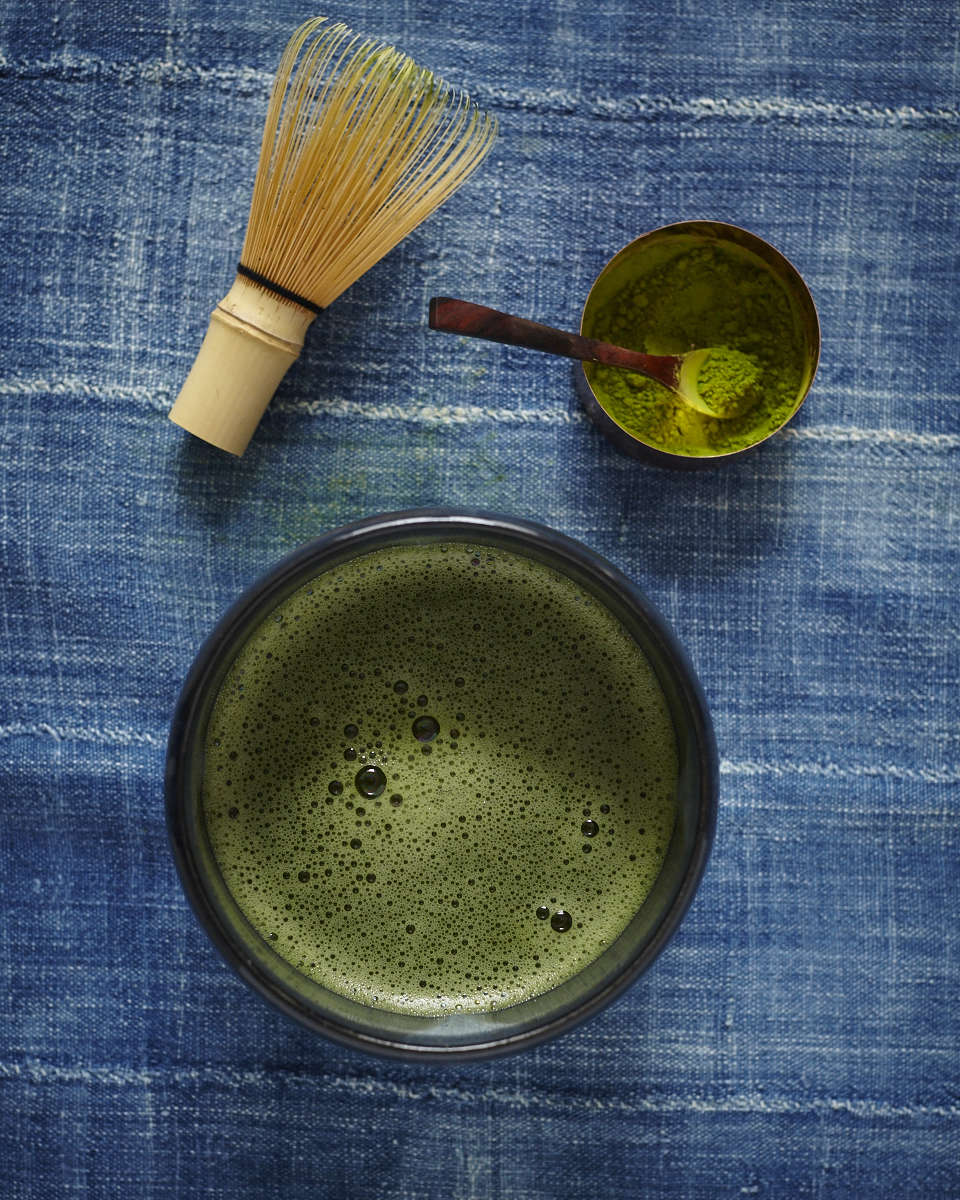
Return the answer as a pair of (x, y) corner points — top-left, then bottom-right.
(202, 542), (678, 1016)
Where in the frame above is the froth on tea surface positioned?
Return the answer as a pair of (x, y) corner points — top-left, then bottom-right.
(202, 542), (678, 1017)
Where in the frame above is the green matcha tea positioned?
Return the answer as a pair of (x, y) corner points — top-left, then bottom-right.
(202, 542), (678, 1017)
(584, 240), (807, 456)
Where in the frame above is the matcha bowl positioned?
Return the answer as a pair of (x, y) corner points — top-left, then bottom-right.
(576, 220), (820, 468)
(167, 510), (717, 1060)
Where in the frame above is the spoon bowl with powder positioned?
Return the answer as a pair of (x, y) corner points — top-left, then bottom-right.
(428, 297), (759, 419)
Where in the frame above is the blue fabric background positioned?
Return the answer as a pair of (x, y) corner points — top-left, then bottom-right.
(1, 1), (957, 1195)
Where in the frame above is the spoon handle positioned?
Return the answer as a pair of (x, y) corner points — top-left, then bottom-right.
(428, 297), (680, 390)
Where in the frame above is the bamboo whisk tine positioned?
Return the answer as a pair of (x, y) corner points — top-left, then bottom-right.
(169, 17), (496, 456)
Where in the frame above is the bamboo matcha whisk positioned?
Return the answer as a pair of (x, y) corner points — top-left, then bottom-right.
(169, 17), (496, 455)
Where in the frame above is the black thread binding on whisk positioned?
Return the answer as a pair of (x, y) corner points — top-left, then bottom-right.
(236, 263), (323, 314)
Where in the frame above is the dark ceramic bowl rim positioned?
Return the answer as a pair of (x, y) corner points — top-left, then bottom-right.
(577, 219), (822, 469)
(166, 509), (717, 1061)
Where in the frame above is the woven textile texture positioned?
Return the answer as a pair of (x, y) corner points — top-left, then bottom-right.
(1, 0), (958, 1196)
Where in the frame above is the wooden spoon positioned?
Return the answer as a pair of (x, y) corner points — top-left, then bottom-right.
(428, 296), (757, 418)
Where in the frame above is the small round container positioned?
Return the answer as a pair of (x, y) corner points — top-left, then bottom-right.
(166, 510), (717, 1061)
(575, 220), (820, 468)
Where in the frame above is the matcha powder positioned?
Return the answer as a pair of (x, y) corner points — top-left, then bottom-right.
(584, 242), (806, 456)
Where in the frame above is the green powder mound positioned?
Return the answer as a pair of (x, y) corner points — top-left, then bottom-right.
(585, 243), (806, 456)
(202, 542), (678, 1017)
(695, 348), (762, 417)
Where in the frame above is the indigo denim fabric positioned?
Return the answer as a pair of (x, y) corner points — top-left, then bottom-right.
(1, 0), (958, 1196)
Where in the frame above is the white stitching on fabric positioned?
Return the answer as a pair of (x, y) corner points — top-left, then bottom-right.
(2, 375), (959, 447)
(1, 50), (957, 127)
(1, 1060), (959, 1118)
(719, 759), (960, 784)
(0, 722), (163, 747)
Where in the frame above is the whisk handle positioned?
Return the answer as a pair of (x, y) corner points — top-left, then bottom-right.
(169, 275), (316, 456)
(428, 297), (679, 388)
